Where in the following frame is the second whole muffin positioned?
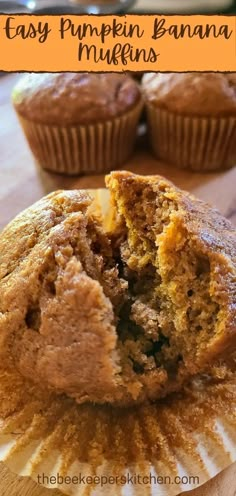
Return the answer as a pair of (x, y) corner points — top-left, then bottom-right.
(12, 73), (143, 175)
(142, 73), (236, 172)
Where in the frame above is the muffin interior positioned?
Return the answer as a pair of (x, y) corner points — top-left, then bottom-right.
(107, 176), (223, 387)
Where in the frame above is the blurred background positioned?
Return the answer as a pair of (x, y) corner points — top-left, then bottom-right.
(0, 0), (236, 14)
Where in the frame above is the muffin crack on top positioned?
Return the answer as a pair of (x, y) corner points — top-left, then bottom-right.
(0, 172), (235, 406)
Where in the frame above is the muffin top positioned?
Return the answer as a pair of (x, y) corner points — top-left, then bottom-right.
(142, 73), (236, 117)
(12, 73), (141, 125)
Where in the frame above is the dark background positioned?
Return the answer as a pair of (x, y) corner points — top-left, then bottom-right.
(133, 1), (236, 14)
(228, 0), (236, 11)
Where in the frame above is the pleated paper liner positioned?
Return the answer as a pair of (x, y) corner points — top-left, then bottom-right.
(146, 104), (236, 172)
(0, 365), (235, 496)
(17, 101), (143, 176)
(0, 189), (235, 496)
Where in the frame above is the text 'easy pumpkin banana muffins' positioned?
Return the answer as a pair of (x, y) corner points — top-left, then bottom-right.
(142, 73), (236, 172)
(12, 73), (143, 175)
(0, 172), (235, 406)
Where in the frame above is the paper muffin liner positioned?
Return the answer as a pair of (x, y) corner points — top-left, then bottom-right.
(0, 365), (235, 496)
(0, 189), (235, 496)
(146, 104), (236, 172)
(17, 102), (143, 176)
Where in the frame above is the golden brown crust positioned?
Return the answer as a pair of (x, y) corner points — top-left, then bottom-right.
(141, 73), (236, 116)
(0, 191), (123, 403)
(12, 73), (141, 125)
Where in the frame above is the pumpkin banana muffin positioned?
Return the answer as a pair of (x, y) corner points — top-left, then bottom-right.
(12, 73), (142, 175)
(142, 72), (236, 171)
(0, 173), (235, 406)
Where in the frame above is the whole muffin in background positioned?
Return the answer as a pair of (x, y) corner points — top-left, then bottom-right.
(12, 73), (143, 175)
(142, 73), (236, 172)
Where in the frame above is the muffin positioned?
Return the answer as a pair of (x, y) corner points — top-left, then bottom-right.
(142, 73), (236, 171)
(0, 173), (235, 406)
(12, 73), (142, 175)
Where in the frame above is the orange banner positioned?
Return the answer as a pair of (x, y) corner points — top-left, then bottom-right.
(0, 14), (235, 72)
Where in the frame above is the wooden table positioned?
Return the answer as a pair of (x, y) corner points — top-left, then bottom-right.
(0, 73), (236, 496)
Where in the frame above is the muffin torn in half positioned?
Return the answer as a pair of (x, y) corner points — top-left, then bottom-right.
(0, 172), (235, 406)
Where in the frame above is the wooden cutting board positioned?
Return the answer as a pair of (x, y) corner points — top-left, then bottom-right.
(0, 73), (236, 496)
